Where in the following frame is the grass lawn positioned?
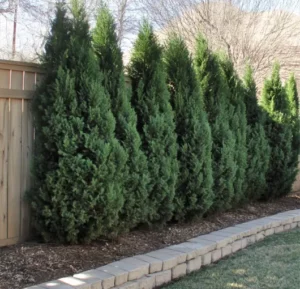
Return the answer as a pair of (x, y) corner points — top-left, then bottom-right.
(163, 229), (300, 289)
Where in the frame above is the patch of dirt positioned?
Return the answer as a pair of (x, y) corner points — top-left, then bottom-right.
(1, 192), (300, 289)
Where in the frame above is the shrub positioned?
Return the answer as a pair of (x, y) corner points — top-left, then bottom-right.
(219, 54), (248, 205)
(261, 63), (295, 199)
(92, 6), (149, 230)
(164, 35), (213, 219)
(194, 35), (237, 210)
(128, 22), (179, 223)
(243, 65), (270, 200)
(30, 1), (127, 243)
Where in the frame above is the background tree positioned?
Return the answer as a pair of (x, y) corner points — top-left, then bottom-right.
(29, 1), (127, 243)
(164, 35), (213, 219)
(243, 65), (270, 200)
(128, 22), (178, 223)
(261, 63), (295, 199)
(194, 35), (237, 210)
(93, 6), (149, 230)
(219, 54), (247, 205)
(140, 0), (300, 90)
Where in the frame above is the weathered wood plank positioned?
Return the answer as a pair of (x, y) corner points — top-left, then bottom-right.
(7, 99), (22, 239)
(0, 99), (9, 240)
(0, 69), (10, 89)
(20, 100), (33, 240)
(0, 89), (34, 100)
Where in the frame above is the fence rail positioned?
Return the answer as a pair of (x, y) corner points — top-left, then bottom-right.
(0, 60), (42, 247)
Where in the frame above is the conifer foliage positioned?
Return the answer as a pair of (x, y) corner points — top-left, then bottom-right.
(219, 55), (247, 205)
(261, 63), (295, 199)
(30, 1), (127, 243)
(243, 66), (270, 200)
(164, 36), (213, 219)
(285, 74), (300, 161)
(93, 7), (149, 230)
(194, 35), (236, 210)
(128, 22), (178, 223)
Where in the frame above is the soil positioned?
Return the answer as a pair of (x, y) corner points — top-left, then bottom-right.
(1, 192), (300, 289)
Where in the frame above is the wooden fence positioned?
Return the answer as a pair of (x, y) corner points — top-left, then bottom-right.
(0, 60), (43, 247)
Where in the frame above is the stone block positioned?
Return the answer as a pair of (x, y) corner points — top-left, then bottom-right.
(256, 232), (265, 242)
(246, 235), (256, 245)
(74, 269), (114, 289)
(171, 263), (187, 279)
(146, 249), (185, 270)
(264, 228), (274, 237)
(168, 242), (212, 260)
(59, 277), (91, 289)
(153, 270), (172, 287)
(202, 252), (212, 266)
(24, 287), (46, 289)
(231, 240), (242, 253)
(221, 245), (232, 257)
(274, 226), (284, 234)
(196, 233), (231, 249)
(187, 256), (202, 273)
(214, 226), (252, 241)
(137, 276), (155, 289)
(284, 224), (291, 231)
(241, 238), (248, 249)
(298, 222), (300, 227)
(98, 265), (128, 286)
(291, 222), (298, 229)
(110, 258), (149, 281)
(39, 280), (75, 289)
(115, 282), (139, 289)
(187, 238), (216, 253)
(134, 255), (163, 274)
(211, 249), (222, 262)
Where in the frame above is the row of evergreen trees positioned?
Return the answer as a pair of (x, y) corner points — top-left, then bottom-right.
(29, 1), (300, 243)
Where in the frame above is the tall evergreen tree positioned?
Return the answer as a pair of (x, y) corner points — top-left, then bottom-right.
(285, 74), (300, 159)
(29, 1), (127, 243)
(243, 65), (270, 200)
(194, 35), (237, 210)
(261, 63), (295, 199)
(92, 6), (149, 230)
(218, 54), (248, 205)
(164, 35), (213, 219)
(128, 22), (178, 223)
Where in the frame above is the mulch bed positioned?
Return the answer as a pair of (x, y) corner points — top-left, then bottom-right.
(1, 192), (300, 289)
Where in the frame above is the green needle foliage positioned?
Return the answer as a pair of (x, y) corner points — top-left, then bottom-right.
(194, 35), (237, 211)
(285, 74), (300, 160)
(30, 1), (127, 243)
(261, 63), (295, 199)
(164, 35), (213, 219)
(93, 6), (149, 230)
(243, 65), (270, 200)
(219, 54), (248, 205)
(128, 22), (179, 223)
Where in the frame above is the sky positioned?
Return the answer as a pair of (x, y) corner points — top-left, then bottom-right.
(0, 0), (300, 62)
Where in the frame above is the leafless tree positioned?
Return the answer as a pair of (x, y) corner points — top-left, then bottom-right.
(140, 0), (300, 87)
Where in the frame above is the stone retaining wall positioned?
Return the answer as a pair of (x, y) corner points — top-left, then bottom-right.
(26, 210), (300, 289)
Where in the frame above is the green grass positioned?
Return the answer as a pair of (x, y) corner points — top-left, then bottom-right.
(163, 229), (300, 289)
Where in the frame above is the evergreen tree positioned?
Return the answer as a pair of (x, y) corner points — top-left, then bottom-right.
(243, 65), (270, 200)
(194, 35), (237, 210)
(92, 6), (149, 230)
(261, 63), (295, 199)
(218, 54), (248, 205)
(128, 22), (178, 223)
(285, 74), (300, 159)
(164, 35), (213, 219)
(29, 1), (127, 243)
